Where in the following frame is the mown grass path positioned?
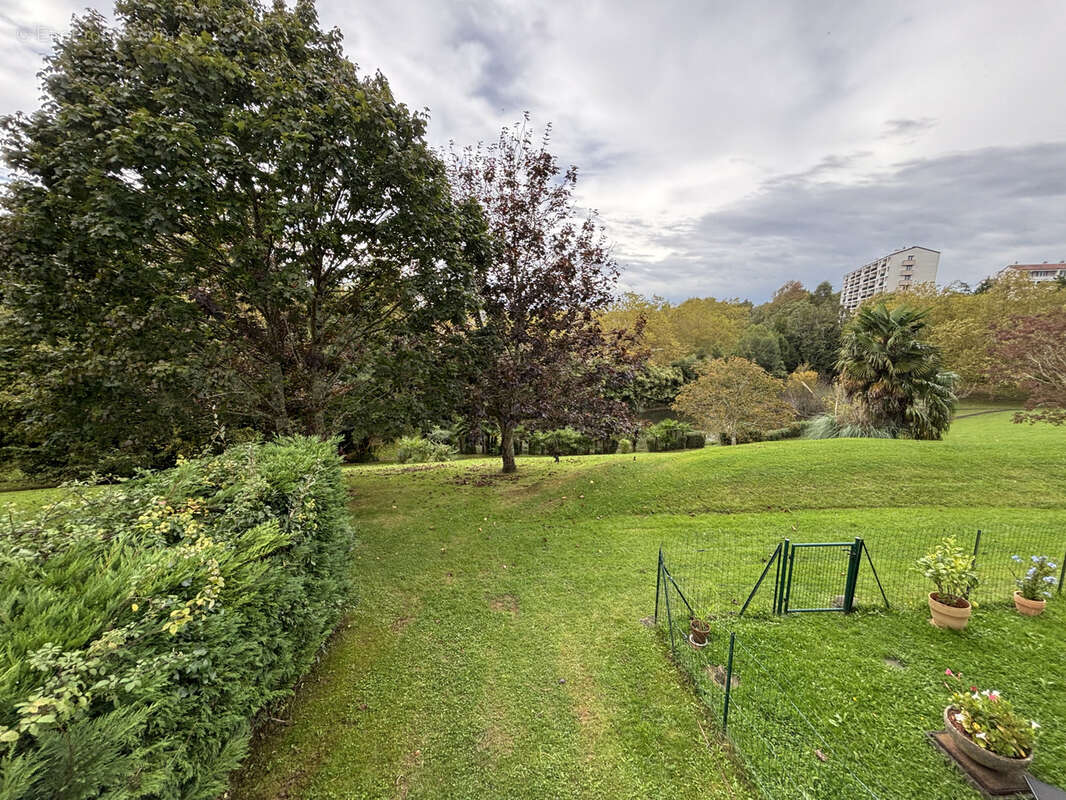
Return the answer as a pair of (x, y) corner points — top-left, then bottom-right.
(229, 413), (1066, 799)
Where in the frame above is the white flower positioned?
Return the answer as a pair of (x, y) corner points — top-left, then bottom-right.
(975, 732), (987, 740)
(1031, 721), (1040, 729)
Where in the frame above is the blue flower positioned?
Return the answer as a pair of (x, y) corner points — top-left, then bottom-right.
(1012, 555), (1022, 563)
(1032, 555), (1041, 563)
(1044, 576), (1058, 584)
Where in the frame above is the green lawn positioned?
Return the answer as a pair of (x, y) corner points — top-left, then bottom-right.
(5, 412), (1062, 798)
(218, 411), (1066, 799)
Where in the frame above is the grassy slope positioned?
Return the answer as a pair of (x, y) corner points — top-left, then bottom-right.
(6, 412), (1061, 798)
(217, 411), (1066, 800)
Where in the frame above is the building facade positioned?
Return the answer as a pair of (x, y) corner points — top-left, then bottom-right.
(839, 246), (940, 312)
(998, 262), (1066, 283)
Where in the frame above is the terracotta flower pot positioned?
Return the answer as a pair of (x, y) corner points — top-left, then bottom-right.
(928, 593), (972, 630)
(1013, 591), (1047, 616)
(944, 706), (1033, 775)
(689, 618), (710, 647)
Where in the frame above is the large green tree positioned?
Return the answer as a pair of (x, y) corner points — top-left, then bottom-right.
(837, 304), (957, 439)
(0, 0), (483, 475)
(753, 281), (841, 376)
(672, 357), (793, 445)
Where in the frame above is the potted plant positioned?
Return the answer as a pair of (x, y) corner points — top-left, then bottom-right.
(944, 687), (1037, 776)
(1010, 554), (1058, 616)
(689, 616), (710, 648)
(916, 537), (978, 630)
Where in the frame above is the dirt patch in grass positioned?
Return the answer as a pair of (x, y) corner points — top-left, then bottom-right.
(390, 615), (414, 632)
(477, 723), (516, 756)
(575, 706), (597, 726)
(706, 664), (740, 689)
(393, 749), (423, 800)
(489, 594), (519, 615)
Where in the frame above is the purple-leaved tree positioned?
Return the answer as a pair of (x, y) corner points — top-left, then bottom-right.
(449, 120), (644, 472)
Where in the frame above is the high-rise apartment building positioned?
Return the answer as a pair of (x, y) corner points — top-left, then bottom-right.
(839, 246), (940, 312)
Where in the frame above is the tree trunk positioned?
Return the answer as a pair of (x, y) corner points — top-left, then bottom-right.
(730, 433), (737, 446)
(500, 423), (517, 473)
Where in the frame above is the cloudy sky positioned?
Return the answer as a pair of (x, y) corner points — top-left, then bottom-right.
(4, 1), (1066, 302)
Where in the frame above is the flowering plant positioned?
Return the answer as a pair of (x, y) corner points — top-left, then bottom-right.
(948, 685), (1037, 759)
(1010, 554), (1058, 601)
(916, 537), (978, 605)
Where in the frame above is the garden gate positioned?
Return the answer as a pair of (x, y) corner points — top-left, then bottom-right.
(740, 537), (889, 616)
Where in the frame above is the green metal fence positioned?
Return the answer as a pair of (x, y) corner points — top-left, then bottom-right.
(656, 547), (887, 798)
(655, 525), (1066, 799)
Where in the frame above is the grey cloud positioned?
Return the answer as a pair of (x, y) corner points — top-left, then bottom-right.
(621, 141), (1066, 301)
(882, 117), (938, 139)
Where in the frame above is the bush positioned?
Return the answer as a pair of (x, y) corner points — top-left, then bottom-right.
(617, 438), (633, 454)
(0, 438), (354, 799)
(763, 421), (808, 441)
(645, 419), (693, 451)
(393, 435), (457, 463)
(718, 426), (763, 445)
(803, 415), (895, 440)
(528, 428), (593, 456)
(684, 432), (706, 449)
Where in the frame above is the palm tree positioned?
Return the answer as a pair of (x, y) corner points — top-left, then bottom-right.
(837, 304), (957, 440)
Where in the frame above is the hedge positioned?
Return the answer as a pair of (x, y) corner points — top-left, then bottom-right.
(0, 437), (354, 800)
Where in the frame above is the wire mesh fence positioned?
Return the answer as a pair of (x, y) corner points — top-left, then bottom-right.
(854, 525), (1065, 610)
(655, 523), (1066, 799)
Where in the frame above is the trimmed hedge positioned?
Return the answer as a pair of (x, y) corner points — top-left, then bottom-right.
(718, 421), (807, 445)
(683, 432), (706, 449)
(0, 437), (354, 800)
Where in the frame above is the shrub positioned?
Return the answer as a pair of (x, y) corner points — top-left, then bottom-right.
(528, 428), (593, 456)
(684, 432), (706, 449)
(763, 421), (808, 441)
(617, 438), (633, 454)
(393, 435), (457, 463)
(718, 426), (764, 445)
(0, 438), (354, 799)
(645, 419), (693, 451)
(916, 536), (978, 605)
(803, 414), (895, 440)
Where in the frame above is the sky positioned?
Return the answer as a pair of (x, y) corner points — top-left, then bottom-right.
(3, 1), (1066, 302)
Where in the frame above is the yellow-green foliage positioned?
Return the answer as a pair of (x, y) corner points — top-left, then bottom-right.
(877, 273), (1066, 397)
(0, 437), (354, 800)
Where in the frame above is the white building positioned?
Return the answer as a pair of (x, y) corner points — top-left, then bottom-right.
(839, 246), (940, 312)
(998, 262), (1066, 283)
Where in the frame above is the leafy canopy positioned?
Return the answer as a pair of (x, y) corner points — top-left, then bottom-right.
(449, 120), (642, 472)
(0, 0), (482, 475)
(672, 357), (793, 445)
(837, 304), (957, 440)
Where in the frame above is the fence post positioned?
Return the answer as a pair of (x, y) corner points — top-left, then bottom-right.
(781, 541), (795, 614)
(772, 538), (783, 614)
(972, 529), (982, 565)
(777, 538), (791, 614)
(843, 537), (862, 613)
(662, 557), (677, 657)
(655, 547), (663, 623)
(1059, 547), (1065, 596)
(722, 632), (736, 734)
